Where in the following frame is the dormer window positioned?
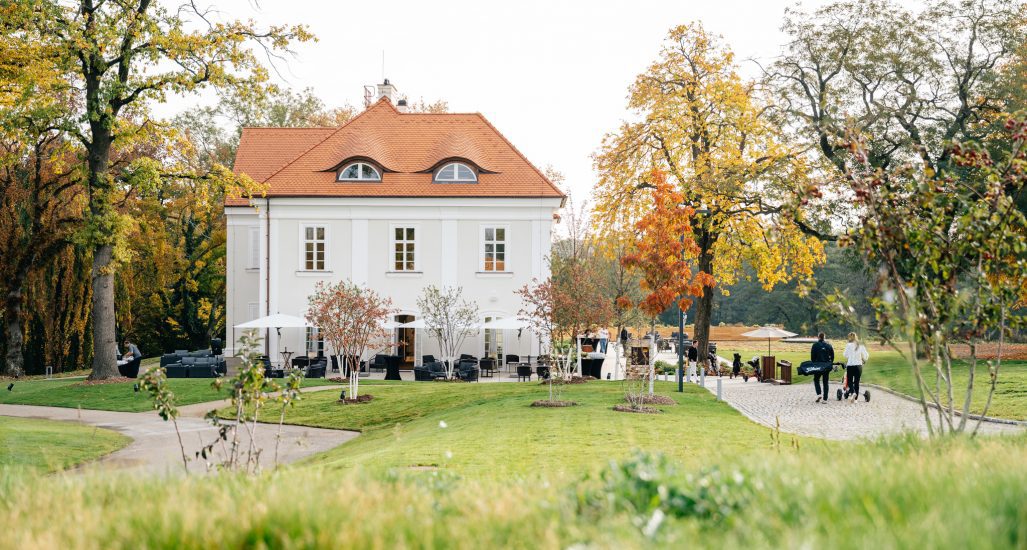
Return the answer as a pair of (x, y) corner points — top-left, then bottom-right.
(434, 162), (478, 183)
(337, 162), (381, 182)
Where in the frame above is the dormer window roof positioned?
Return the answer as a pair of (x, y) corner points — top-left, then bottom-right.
(337, 162), (381, 182)
(434, 162), (477, 183)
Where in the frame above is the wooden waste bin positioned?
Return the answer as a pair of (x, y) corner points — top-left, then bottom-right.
(761, 356), (776, 382)
(778, 360), (792, 384)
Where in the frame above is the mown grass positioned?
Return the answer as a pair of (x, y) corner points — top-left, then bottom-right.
(0, 433), (1023, 549)
(0, 376), (338, 412)
(0, 416), (129, 473)
(225, 379), (830, 479)
(718, 344), (1027, 421)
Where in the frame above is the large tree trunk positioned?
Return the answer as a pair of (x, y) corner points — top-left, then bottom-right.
(3, 267), (28, 377)
(89, 243), (120, 379)
(693, 232), (715, 374)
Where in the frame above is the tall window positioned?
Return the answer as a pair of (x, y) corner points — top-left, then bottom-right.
(434, 162), (477, 183)
(482, 226), (506, 271)
(393, 226), (416, 271)
(303, 226), (326, 270)
(305, 327), (324, 357)
(484, 316), (504, 359)
(246, 226), (260, 269)
(337, 162), (381, 181)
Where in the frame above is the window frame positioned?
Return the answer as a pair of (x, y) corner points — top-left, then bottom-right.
(433, 162), (478, 183)
(479, 224), (509, 272)
(306, 327), (325, 358)
(299, 223), (329, 272)
(337, 161), (382, 182)
(246, 225), (260, 270)
(389, 223), (419, 273)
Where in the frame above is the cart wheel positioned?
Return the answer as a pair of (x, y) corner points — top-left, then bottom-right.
(864, 390), (871, 402)
(836, 388), (843, 401)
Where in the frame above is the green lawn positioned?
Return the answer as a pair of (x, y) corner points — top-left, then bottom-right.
(0, 416), (129, 472)
(237, 379), (831, 479)
(0, 377), (338, 412)
(860, 354), (1027, 421)
(0, 433), (1023, 549)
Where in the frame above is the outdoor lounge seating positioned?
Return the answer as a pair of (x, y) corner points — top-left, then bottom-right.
(457, 360), (479, 382)
(414, 360), (448, 381)
(516, 364), (532, 381)
(536, 365), (550, 379)
(505, 354), (520, 367)
(479, 357), (497, 377)
(306, 359), (327, 378)
(158, 347), (227, 378)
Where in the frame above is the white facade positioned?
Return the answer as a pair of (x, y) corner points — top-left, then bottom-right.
(225, 196), (560, 364)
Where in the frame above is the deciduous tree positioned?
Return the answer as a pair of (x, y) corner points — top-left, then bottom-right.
(0, 1), (312, 379)
(593, 24), (824, 371)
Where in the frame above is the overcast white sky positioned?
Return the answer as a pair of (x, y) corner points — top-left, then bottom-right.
(167, 0), (848, 205)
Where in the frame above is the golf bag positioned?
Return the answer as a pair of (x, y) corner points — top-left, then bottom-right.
(798, 361), (833, 376)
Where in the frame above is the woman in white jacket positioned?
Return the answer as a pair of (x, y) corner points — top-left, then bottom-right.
(843, 332), (869, 402)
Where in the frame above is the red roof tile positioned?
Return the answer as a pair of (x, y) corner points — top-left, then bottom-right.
(227, 98), (565, 206)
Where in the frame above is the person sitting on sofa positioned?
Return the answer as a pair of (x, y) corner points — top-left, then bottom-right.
(117, 339), (142, 366)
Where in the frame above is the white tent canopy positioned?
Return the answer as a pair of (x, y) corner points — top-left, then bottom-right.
(481, 317), (531, 330)
(235, 313), (312, 329)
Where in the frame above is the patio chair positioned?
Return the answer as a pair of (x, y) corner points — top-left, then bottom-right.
(536, 365), (550, 380)
(422, 355), (437, 365)
(371, 354), (388, 373)
(159, 353), (180, 367)
(479, 357), (497, 378)
(516, 365), (532, 381)
(306, 359), (327, 379)
(505, 354), (521, 366)
(187, 357), (216, 378)
(457, 360), (479, 382)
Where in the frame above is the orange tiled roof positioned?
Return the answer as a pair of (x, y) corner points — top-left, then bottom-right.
(227, 98), (564, 206)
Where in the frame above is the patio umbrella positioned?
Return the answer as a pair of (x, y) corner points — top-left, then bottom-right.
(481, 317), (530, 330)
(740, 326), (798, 356)
(234, 313), (312, 329)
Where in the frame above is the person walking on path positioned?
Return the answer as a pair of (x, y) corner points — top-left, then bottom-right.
(810, 332), (834, 403)
(687, 341), (699, 381)
(843, 332), (869, 403)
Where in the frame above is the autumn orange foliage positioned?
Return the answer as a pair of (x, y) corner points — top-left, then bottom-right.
(621, 171), (715, 318)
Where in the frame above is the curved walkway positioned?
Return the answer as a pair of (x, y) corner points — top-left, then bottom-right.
(0, 385), (356, 475)
(692, 375), (1023, 440)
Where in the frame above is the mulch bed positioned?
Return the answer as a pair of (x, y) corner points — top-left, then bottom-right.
(626, 394), (676, 405)
(76, 377), (133, 386)
(612, 404), (661, 414)
(530, 400), (579, 408)
(338, 394), (373, 405)
(539, 376), (594, 386)
(327, 377), (349, 383)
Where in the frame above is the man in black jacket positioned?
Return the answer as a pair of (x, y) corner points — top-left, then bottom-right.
(810, 333), (834, 403)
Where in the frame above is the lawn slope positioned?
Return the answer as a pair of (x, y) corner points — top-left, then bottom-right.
(0, 416), (129, 472)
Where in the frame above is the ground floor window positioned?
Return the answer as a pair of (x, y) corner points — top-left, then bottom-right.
(306, 327), (324, 357)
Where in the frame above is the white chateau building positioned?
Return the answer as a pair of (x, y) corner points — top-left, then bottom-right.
(224, 81), (564, 367)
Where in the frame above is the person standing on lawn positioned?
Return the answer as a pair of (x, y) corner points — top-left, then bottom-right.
(687, 341), (699, 381)
(810, 332), (834, 403)
(843, 332), (869, 403)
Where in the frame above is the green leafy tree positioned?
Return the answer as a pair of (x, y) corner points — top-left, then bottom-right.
(0, 1), (312, 379)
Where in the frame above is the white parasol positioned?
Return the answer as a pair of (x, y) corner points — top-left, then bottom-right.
(741, 326), (798, 356)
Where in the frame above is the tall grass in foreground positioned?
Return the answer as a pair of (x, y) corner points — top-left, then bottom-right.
(1, 433), (1025, 549)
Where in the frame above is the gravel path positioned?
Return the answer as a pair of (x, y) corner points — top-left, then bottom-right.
(692, 375), (1022, 440)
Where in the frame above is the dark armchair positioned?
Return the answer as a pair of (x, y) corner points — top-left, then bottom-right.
(457, 360), (479, 382)
(505, 354), (521, 366)
(479, 357), (497, 378)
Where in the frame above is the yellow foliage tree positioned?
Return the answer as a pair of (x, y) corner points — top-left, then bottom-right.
(592, 24), (825, 365)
